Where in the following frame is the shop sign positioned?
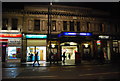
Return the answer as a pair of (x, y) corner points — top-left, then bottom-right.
(99, 35), (109, 39)
(8, 39), (21, 46)
(0, 34), (22, 38)
(97, 40), (101, 45)
(0, 39), (8, 42)
(58, 32), (92, 37)
(26, 35), (47, 38)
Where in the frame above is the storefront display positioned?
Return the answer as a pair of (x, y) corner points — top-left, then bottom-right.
(27, 46), (46, 61)
(8, 47), (21, 59)
(0, 33), (22, 62)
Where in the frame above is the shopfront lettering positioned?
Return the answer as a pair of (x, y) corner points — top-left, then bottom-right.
(0, 34), (22, 38)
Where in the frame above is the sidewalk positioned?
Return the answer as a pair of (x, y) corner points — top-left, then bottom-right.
(2, 60), (113, 68)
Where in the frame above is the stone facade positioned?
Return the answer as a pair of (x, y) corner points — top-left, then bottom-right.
(2, 5), (120, 62)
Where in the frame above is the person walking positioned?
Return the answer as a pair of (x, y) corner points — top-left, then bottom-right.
(68, 53), (71, 59)
(29, 53), (33, 62)
(62, 52), (66, 63)
(33, 52), (40, 66)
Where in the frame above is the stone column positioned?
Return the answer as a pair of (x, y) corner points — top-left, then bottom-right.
(8, 18), (12, 30)
(67, 21), (69, 31)
(74, 21), (77, 32)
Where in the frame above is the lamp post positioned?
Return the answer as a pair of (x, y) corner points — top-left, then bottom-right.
(48, 2), (52, 64)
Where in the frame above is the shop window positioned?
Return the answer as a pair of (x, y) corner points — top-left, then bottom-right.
(2, 18), (8, 30)
(12, 18), (18, 30)
(70, 21), (74, 31)
(52, 21), (56, 31)
(76, 22), (80, 31)
(8, 47), (21, 59)
(119, 41), (120, 53)
(34, 20), (40, 31)
(113, 41), (119, 53)
(113, 41), (118, 47)
(63, 21), (67, 31)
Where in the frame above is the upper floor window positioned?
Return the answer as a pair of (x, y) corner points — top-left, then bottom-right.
(99, 23), (104, 32)
(76, 22), (80, 31)
(52, 21), (56, 31)
(2, 18), (8, 30)
(34, 20), (40, 31)
(63, 21), (67, 31)
(115, 24), (119, 32)
(70, 21), (74, 31)
(12, 18), (18, 30)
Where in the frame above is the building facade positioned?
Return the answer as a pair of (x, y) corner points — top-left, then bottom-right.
(2, 4), (120, 63)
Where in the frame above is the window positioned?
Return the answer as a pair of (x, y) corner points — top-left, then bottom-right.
(12, 18), (18, 30)
(99, 23), (104, 32)
(2, 18), (8, 30)
(76, 22), (80, 31)
(113, 40), (119, 53)
(63, 21), (67, 31)
(70, 21), (74, 31)
(52, 21), (56, 31)
(34, 20), (40, 31)
(115, 24), (119, 32)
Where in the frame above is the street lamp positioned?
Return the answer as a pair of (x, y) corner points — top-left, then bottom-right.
(48, 2), (52, 64)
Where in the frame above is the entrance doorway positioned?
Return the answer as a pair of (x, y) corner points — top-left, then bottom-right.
(27, 46), (46, 62)
(61, 46), (78, 64)
(82, 42), (91, 61)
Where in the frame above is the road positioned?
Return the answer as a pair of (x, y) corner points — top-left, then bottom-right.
(2, 63), (120, 81)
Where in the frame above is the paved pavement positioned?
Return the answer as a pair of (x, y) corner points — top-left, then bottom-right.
(1, 60), (120, 81)
(2, 60), (94, 68)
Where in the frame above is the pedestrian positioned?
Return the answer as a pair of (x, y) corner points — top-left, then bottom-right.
(29, 53), (33, 62)
(62, 52), (66, 63)
(33, 52), (40, 66)
(68, 53), (71, 59)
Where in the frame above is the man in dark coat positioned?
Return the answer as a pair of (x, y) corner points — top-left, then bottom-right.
(33, 52), (40, 66)
(62, 52), (66, 63)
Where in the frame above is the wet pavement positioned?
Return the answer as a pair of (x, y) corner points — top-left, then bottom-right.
(1, 60), (120, 81)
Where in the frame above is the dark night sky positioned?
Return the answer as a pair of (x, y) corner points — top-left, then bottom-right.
(2, 2), (120, 17)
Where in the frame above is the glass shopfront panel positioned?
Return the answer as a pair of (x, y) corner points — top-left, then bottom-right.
(8, 47), (21, 59)
(27, 46), (46, 61)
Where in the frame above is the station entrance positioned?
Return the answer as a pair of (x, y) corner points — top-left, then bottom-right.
(61, 42), (78, 64)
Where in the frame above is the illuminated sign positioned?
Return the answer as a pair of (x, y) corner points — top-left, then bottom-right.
(58, 32), (92, 37)
(8, 39), (21, 46)
(64, 32), (77, 35)
(26, 35), (47, 38)
(97, 40), (101, 45)
(0, 34), (22, 38)
(99, 35), (109, 39)
(79, 33), (92, 36)
(0, 39), (8, 42)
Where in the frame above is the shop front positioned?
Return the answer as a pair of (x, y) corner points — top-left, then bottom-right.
(26, 34), (47, 62)
(58, 32), (93, 64)
(60, 42), (78, 64)
(111, 35), (120, 62)
(93, 35), (112, 63)
(0, 33), (22, 62)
